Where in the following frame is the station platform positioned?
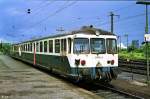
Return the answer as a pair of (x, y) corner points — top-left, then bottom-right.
(0, 55), (102, 99)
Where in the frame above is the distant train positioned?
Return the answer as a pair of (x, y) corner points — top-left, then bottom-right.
(10, 26), (119, 82)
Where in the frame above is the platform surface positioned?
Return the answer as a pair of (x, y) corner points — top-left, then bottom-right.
(0, 55), (102, 99)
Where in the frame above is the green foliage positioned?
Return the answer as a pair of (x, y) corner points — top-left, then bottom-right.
(0, 43), (11, 54)
(119, 43), (150, 60)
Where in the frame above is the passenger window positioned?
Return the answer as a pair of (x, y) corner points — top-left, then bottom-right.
(61, 39), (66, 52)
(49, 40), (53, 53)
(44, 41), (47, 52)
(40, 41), (43, 52)
(36, 42), (39, 52)
(33, 43), (35, 52)
(23, 45), (24, 51)
(25, 44), (27, 51)
(30, 43), (32, 52)
(68, 38), (72, 53)
(28, 44), (30, 51)
(55, 39), (60, 53)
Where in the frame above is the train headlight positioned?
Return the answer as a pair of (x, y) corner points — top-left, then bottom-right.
(75, 59), (80, 66)
(81, 60), (86, 66)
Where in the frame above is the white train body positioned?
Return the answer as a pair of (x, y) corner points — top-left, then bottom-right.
(11, 26), (119, 82)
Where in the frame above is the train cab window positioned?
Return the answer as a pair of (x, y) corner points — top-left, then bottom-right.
(73, 38), (89, 54)
(49, 40), (53, 53)
(36, 42), (39, 52)
(106, 39), (117, 54)
(44, 41), (47, 52)
(90, 38), (106, 54)
(55, 39), (60, 53)
(61, 39), (66, 52)
(68, 38), (72, 54)
(40, 41), (43, 52)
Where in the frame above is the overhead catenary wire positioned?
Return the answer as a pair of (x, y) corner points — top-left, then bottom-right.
(22, 1), (77, 37)
(94, 11), (150, 27)
(24, 0), (56, 22)
(29, 0), (56, 16)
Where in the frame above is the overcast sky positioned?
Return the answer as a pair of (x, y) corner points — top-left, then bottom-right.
(0, 0), (149, 46)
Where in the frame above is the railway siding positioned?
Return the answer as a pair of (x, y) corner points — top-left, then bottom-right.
(119, 58), (149, 75)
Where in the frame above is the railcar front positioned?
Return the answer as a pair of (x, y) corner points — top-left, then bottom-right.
(67, 32), (119, 82)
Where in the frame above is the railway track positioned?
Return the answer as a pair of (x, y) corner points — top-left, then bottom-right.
(94, 83), (144, 99)
(76, 81), (144, 99)
(119, 59), (149, 75)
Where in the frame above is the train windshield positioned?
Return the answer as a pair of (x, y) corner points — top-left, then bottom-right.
(73, 38), (89, 54)
(90, 38), (106, 54)
(107, 39), (117, 54)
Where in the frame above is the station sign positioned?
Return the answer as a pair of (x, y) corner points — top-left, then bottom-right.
(144, 34), (150, 42)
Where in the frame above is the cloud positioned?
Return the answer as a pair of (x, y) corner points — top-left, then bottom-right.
(117, 43), (127, 49)
(0, 37), (10, 43)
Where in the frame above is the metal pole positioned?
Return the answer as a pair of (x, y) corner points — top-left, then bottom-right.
(146, 4), (149, 34)
(120, 36), (121, 51)
(145, 4), (149, 81)
(110, 12), (114, 33)
(136, 0), (150, 83)
(110, 12), (119, 34)
(124, 34), (128, 50)
(127, 34), (128, 50)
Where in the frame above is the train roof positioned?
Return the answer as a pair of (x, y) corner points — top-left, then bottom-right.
(14, 26), (116, 45)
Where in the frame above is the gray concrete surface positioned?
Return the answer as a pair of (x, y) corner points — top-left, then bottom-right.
(0, 55), (102, 99)
(118, 71), (147, 83)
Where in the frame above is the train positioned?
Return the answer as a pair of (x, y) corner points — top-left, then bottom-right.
(10, 26), (120, 82)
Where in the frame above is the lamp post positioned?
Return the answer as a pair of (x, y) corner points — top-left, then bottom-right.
(117, 36), (122, 52)
(124, 34), (128, 50)
(136, 0), (150, 82)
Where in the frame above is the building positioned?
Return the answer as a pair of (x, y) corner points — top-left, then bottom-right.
(132, 40), (139, 48)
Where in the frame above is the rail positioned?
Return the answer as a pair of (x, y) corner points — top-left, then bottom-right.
(119, 58), (149, 75)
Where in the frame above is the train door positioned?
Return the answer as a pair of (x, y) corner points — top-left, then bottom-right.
(61, 39), (67, 56)
(18, 45), (21, 56)
(33, 42), (36, 65)
(67, 38), (72, 54)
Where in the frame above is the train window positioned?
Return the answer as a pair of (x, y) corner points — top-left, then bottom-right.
(28, 44), (30, 51)
(21, 45), (23, 51)
(61, 39), (66, 52)
(44, 41), (47, 52)
(68, 38), (72, 53)
(40, 41), (43, 52)
(26, 44), (27, 51)
(90, 38), (106, 54)
(106, 39), (117, 54)
(73, 38), (89, 54)
(30, 43), (32, 52)
(36, 42), (39, 52)
(49, 40), (53, 53)
(55, 39), (60, 53)
(33, 43), (35, 52)
(23, 44), (25, 51)
(24, 44), (26, 51)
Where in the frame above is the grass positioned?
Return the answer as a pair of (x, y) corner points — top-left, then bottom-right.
(119, 50), (146, 60)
